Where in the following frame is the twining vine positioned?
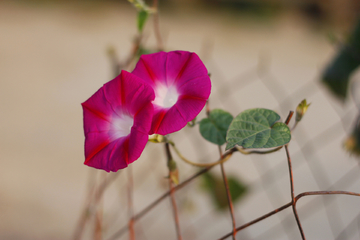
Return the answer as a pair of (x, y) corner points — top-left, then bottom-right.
(74, 1), (360, 240)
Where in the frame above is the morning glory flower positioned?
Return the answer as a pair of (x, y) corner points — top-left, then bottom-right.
(132, 51), (211, 135)
(81, 70), (155, 172)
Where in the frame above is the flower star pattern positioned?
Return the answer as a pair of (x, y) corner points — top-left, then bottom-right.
(132, 51), (211, 135)
(82, 71), (154, 172)
(82, 51), (211, 171)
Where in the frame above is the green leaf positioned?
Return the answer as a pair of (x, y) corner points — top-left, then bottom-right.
(201, 172), (247, 210)
(199, 109), (233, 145)
(225, 108), (291, 150)
(322, 19), (360, 100)
(137, 10), (149, 32)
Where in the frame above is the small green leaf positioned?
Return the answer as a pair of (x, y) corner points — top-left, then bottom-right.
(199, 109), (233, 145)
(201, 172), (247, 210)
(226, 108), (291, 150)
(137, 10), (149, 32)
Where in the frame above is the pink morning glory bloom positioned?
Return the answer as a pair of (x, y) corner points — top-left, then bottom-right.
(82, 70), (155, 172)
(132, 51), (211, 135)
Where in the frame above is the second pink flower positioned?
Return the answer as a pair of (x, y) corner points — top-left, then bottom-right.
(132, 51), (211, 135)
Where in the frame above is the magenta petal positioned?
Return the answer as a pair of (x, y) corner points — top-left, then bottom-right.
(151, 107), (185, 135)
(82, 71), (155, 172)
(128, 128), (148, 164)
(128, 102), (154, 163)
(175, 96), (208, 121)
(84, 136), (129, 171)
(151, 96), (208, 135)
(82, 88), (114, 134)
(132, 51), (211, 135)
(132, 101), (154, 136)
(176, 76), (211, 99)
(166, 51), (209, 86)
(131, 52), (167, 86)
(102, 70), (155, 116)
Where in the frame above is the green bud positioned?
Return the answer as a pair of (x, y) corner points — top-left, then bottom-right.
(167, 158), (177, 172)
(169, 169), (179, 185)
(167, 159), (178, 185)
(296, 99), (311, 122)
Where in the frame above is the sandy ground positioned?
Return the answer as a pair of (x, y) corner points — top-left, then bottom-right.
(1, 1), (360, 239)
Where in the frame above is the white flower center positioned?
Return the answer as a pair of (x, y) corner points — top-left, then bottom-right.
(153, 82), (179, 108)
(111, 114), (134, 139)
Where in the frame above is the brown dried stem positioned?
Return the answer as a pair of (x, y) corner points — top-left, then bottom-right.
(219, 111), (360, 239)
(219, 146), (237, 239)
(285, 144), (306, 240)
(284, 111), (306, 239)
(285, 111), (294, 125)
(127, 165), (135, 240)
(74, 172), (119, 240)
(152, 0), (164, 51)
(124, 35), (142, 71)
(73, 171), (97, 240)
(94, 205), (103, 240)
(94, 173), (107, 240)
(284, 111), (304, 239)
(218, 201), (293, 240)
(295, 191), (360, 201)
(219, 189), (360, 239)
(165, 143), (182, 240)
(169, 179), (182, 240)
(106, 148), (237, 240)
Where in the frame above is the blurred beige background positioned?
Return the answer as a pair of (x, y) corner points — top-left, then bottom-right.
(1, 0), (360, 239)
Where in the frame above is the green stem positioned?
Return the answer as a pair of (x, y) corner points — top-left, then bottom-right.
(168, 140), (232, 167)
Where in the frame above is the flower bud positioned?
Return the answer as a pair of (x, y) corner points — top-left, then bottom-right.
(167, 159), (179, 185)
(296, 99), (310, 122)
(148, 134), (165, 143)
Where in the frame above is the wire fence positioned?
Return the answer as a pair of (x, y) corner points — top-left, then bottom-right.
(73, 1), (360, 238)
(73, 52), (360, 239)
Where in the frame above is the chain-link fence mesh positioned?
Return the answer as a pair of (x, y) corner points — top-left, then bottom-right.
(76, 53), (360, 239)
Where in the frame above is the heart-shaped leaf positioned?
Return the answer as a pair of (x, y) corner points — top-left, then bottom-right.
(225, 108), (291, 150)
(199, 109), (233, 145)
